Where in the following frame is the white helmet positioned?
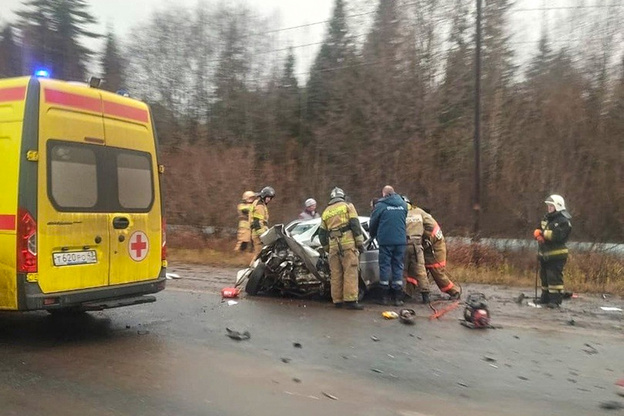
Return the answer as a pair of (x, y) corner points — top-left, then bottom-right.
(545, 194), (566, 212)
(305, 198), (317, 208)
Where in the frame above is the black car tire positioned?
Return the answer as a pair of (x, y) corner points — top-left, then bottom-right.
(245, 263), (267, 295)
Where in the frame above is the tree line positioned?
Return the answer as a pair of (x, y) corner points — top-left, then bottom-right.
(1, 0), (623, 242)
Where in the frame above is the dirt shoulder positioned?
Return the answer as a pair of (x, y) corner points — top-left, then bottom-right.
(164, 262), (624, 336)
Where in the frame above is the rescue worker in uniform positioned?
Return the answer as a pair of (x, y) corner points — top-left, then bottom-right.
(533, 194), (572, 308)
(421, 205), (461, 300)
(319, 187), (365, 310)
(299, 198), (320, 220)
(234, 190), (256, 252)
(369, 185), (408, 306)
(249, 186), (276, 258)
(401, 196), (431, 304)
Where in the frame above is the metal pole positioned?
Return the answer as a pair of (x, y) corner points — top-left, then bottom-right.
(473, 0), (482, 240)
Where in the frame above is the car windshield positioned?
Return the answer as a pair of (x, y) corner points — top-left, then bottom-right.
(289, 222), (317, 236)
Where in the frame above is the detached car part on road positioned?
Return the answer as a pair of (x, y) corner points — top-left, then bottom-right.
(235, 222), (381, 301)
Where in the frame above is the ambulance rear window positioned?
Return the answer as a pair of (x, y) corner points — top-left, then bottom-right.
(117, 152), (153, 209)
(50, 144), (98, 208)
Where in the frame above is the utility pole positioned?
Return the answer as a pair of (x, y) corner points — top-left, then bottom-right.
(473, 0), (482, 240)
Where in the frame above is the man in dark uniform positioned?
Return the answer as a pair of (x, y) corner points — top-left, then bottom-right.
(533, 194), (572, 308)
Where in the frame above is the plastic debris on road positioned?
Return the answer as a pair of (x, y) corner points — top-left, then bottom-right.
(600, 307), (622, 312)
(221, 287), (241, 298)
(226, 328), (250, 341)
(382, 311), (399, 319)
(165, 272), (181, 280)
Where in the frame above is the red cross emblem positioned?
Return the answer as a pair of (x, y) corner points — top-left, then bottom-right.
(129, 231), (149, 261)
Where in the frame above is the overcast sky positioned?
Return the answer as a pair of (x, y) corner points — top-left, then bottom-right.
(1, 0), (619, 80)
(0, 0), (337, 78)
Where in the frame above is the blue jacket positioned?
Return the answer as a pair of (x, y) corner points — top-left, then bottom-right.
(369, 193), (407, 246)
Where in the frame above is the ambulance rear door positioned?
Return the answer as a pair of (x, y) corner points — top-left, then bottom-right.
(101, 94), (162, 286)
(37, 81), (110, 293)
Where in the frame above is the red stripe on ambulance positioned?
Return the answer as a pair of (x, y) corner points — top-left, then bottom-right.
(44, 88), (101, 112)
(0, 215), (16, 231)
(0, 86), (26, 102)
(103, 101), (149, 123)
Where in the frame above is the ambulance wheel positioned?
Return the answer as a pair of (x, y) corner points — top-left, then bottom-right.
(245, 263), (266, 296)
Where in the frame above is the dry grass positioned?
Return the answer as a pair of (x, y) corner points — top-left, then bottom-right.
(168, 234), (624, 296)
(448, 241), (624, 295)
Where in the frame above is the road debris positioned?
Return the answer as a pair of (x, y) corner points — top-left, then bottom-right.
(371, 368), (384, 374)
(382, 311), (399, 319)
(616, 379), (624, 397)
(527, 301), (542, 308)
(221, 287), (240, 298)
(599, 401), (624, 410)
(293, 342), (302, 348)
(514, 293), (526, 304)
(165, 272), (181, 280)
(371, 335), (380, 342)
(600, 307), (622, 312)
(482, 356), (497, 363)
(399, 309), (416, 325)
(322, 392), (338, 400)
(137, 330), (150, 335)
(281, 357), (291, 363)
(226, 328), (250, 341)
(582, 343), (598, 355)
(292, 378), (301, 383)
(226, 300), (238, 306)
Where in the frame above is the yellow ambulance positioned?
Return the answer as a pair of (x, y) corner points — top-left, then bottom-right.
(0, 75), (166, 313)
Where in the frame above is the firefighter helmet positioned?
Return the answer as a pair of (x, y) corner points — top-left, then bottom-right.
(242, 191), (255, 201)
(260, 186), (275, 199)
(544, 194), (566, 211)
(330, 187), (345, 200)
(401, 195), (411, 205)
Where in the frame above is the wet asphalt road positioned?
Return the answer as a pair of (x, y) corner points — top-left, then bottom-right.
(1, 283), (623, 416)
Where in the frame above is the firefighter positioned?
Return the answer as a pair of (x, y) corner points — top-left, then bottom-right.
(420, 205), (461, 300)
(369, 185), (408, 306)
(234, 191), (256, 252)
(533, 194), (572, 308)
(249, 186), (276, 258)
(401, 196), (431, 304)
(299, 198), (320, 220)
(319, 187), (365, 310)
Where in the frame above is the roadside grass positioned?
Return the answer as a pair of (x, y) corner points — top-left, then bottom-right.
(448, 242), (624, 296)
(167, 232), (624, 296)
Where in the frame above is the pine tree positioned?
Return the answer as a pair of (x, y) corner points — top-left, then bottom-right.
(276, 49), (301, 139)
(17, 0), (99, 80)
(305, 0), (352, 124)
(0, 25), (22, 77)
(101, 30), (125, 93)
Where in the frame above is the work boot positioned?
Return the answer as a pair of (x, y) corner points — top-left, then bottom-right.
(344, 301), (364, 310)
(392, 289), (404, 307)
(334, 302), (343, 309)
(536, 291), (550, 305)
(547, 292), (562, 309)
(421, 292), (431, 304)
(378, 288), (390, 305)
(448, 290), (461, 301)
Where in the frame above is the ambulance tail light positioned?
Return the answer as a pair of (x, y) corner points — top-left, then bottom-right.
(161, 217), (167, 261)
(17, 208), (37, 273)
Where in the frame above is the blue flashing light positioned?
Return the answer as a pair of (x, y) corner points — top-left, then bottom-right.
(34, 69), (50, 78)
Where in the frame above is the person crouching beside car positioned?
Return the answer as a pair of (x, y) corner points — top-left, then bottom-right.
(319, 187), (365, 310)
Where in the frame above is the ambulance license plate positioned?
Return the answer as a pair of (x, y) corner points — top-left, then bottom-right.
(53, 250), (97, 266)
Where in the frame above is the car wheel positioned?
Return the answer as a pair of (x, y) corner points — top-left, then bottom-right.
(245, 263), (267, 295)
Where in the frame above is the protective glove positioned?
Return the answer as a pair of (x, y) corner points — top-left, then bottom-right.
(533, 229), (545, 244)
(356, 242), (366, 253)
